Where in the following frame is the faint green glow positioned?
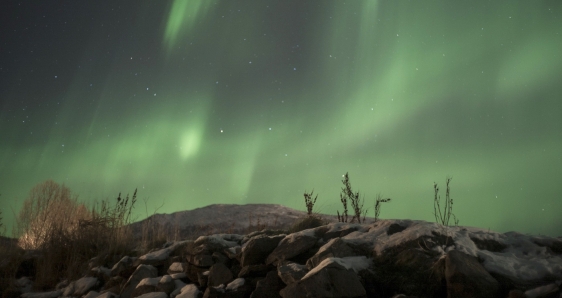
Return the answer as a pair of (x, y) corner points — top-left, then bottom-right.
(496, 37), (562, 98)
(179, 127), (202, 161)
(163, 0), (214, 55)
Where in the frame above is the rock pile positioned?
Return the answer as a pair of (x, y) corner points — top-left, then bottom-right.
(13, 219), (562, 298)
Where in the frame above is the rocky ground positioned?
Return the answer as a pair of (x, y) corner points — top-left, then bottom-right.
(8, 218), (562, 298)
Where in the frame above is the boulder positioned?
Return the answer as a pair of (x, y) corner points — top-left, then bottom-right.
(306, 238), (357, 269)
(238, 264), (273, 278)
(101, 276), (125, 294)
(250, 270), (283, 298)
(158, 275), (176, 295)
(266, 234), (318, 265)
(135, 293), (168, 298)
(317, 224), (363, 242)
(207, 262), (234, 287)
(241, 230), (286, 245)
(98, 292), (120, 298)
(203, 278), (253, 298)
(523, 282), (560, 298)
(83, 291), (99, 298)
(175, 283), (202, 298)
(168, 262), (188, 275)
(277, 261), (308, 285)
(224, 246), (242, 260)
(120, 265), (158, 298)
(134, 247), (173, 268)
(186, 254), (214, 267)
(279, 258), (366, 298)
(212, 252), (230, 265)
(63, 277), (99, 297)
(240, 234), (285, 267)
(111, 256), (137, 279)
(445, 250), (500, 298)
(197, 271), (209, 287)
(20, 291), (62, 298)
(371, 235), (448, 297)
(184, 262), (209, 284)
(187, 235), (242, 256)
(132, 277), (159, 297)
(387, 223), (408, 236)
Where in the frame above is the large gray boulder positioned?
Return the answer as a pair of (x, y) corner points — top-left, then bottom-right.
(203, 278), (253, 298)
(174, 284), (201, 298)
(135, 293), (167, 298)
(240, 234), (285, 267)
(63, 277), (99, 297)
(315, 224), (363, 242)
(266, 233), (318, 265)
(238, 264), (273, 278)
(277, 261), (308, 285)
(111, 256), (138, 279)
(306, 238), (358, 269)
(101, 276), (125, 294)
(207, 262), (234, 287)
(184, 262), (209, 284)
(186, 235), (242, 256)
(131, 277), (159, 297)
(446, 250), (500, 298)
(168, 262), (188, 275)
(370, 234), (449, 297)
(158, 275), (176, 295)
(120, 265), (158, 298)
(186, 254), (214, 267)
(280, 258), (366, 298)
(250, 270), (283, 298)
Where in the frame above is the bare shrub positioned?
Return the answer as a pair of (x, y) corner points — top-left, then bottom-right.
(15, 180), (86, 250)
(14, 180), (139, 289)
(303, 190), (318, 216)
(0, 205), (4, 236)
(339, 172), (367, 223)
(374, 194), (391, 223)
(433, 177), (459, 227)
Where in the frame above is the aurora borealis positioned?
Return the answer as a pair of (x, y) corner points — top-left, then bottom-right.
(1, 1), (561, 236)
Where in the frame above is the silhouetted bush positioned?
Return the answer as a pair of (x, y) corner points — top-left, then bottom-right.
(433, 177), (459, 227)
(338, 172), (367, 223)
(303, 190), (318, 216)
(374, 194), (391, 223)
(12, 180), (139, 290)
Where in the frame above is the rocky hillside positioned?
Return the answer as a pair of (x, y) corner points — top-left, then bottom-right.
(127, 204), (339, 240)
(12, 218), (562, 298)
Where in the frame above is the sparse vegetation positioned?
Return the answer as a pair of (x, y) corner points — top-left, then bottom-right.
(338, 172), (368, 223)
(374, 194), (391, 223)
(303, 190), (318, 216)
(433, 177), (459, 227)
(8, 180), (140, 290)
(0, 204), (4, 236)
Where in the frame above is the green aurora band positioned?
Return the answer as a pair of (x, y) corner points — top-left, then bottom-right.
(0, 1), (561, 236)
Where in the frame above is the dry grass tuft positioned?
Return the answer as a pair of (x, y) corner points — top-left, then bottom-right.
(8, 180), (139, 290)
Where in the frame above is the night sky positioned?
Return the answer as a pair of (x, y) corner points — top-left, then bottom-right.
(1, 1), (561, 237)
